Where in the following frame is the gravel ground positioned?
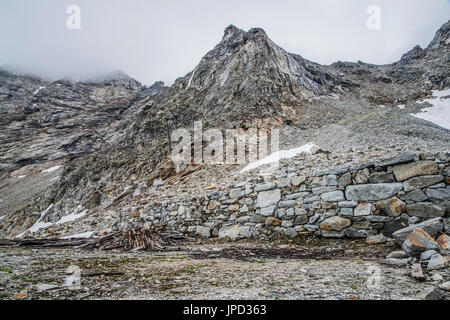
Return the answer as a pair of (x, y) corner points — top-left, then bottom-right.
(1, 240), (447, 300)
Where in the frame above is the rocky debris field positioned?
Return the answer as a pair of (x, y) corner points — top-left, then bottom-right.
(0, 239), (448, 300)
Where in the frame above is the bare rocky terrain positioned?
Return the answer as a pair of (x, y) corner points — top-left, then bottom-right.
(1, 239), (447, 300)
(0, 20), (449, 300)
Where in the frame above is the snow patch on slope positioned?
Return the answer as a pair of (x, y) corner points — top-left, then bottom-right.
(412, 89), (450, 130)
(33, 86), (46, 95)
(56, 209), (88, 225)
(240, 143), (318, 173)
(42, 165), (62, 173)
(62, 231), (94, 239)
(15, 205), (54, 238)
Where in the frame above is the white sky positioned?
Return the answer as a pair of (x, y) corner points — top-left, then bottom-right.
(0, 0), (449, 86)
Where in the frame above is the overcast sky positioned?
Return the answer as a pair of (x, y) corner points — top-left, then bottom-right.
(0, 0), (449, 86)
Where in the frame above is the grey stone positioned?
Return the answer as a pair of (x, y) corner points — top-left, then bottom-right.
(319, 216), (351, 231)
(406, 202), (445, 218)
(281, 220), (293, 228)
(321, 191), (345, 202)
(411, 263), (426, 282)
(312, 186), (337, 195)
(386, 257), (412, 266)
(403, 175), (444, 192)
(353, 169), (370, 184)
(402, 228), (440, 256)
(294, 215), (307, 225)
(284, 228), (297, 238)
(344, 228), (367, 238)
(425, 186), (450, 200)
(392, 217), (444, 243)
(374, 197), (405, 217)
(376, 152), (416, 168)
(195, 226), (211, 238)
(320, 230), (345, 238)
(366, 234), (389, 244)
(427, 254), (448, 270)
(393, 161), (438, 182)
(439, 281), (450, 292)
(354, 203), (372, 216)
(295, 208), (307, 216)
(259, 205), (276, 216)
(278, 200), (296, 208)
(309, 214), (320, 224)
(316, 165), (350, 177)
(218, 225), (249, 239)
(399, 189), (428, 202)
(256, 189), (281, 208)
(291, 176), (306, 187)
(254, 183), (276, 192)
(250, 215), (265, 224)
(339, 208), (353, 217)
(345, 183), (403, 201)
(369, 172), (395, 183)
(338, 201), (358, 208)
(337, 173), (352, 188)
(277, 178), (291, 188)
(323, 174), (337, 186)
(417, 287), (443, 300)
(304, 224), (319, 232)
(382, 220), (408, 237)
(229, 188), (245, 199)
(420, 250), (438, 261)
(387, 251), (408, 259)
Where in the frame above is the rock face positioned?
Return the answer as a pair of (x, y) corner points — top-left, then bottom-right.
(1, 21), (450, 241)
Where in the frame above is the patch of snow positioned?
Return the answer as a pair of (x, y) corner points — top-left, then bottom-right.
(42, 165), (62, 173)
(61, 231), (94, 239)
(240, 143), (318, 173)
(0, 215), (5, 220)
(397, 104), (405, 109)
(15, 205), (54, 238)
(33, 86), (46, 95)
(49, 176), (59, 182)
(56, 209), (88, 225)
(186, 66), (198, 90)
(17, 175), (26, 179)
(412, 89), (450, 130)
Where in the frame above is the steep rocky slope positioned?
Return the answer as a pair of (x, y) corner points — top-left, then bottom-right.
(0, 21), (449, 239)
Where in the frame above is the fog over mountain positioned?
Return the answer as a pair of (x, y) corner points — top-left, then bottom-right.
(0, 0), (449, 85)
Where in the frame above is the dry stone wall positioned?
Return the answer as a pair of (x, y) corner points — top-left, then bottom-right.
(121, 152), (450, 240)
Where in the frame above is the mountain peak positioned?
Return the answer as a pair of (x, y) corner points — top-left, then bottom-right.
(427, 19), (450, 50)
(223, 24), (242, 39)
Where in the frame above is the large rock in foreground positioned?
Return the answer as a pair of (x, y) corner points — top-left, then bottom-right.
(392, 218), (444, 244)
(401, 228), (440, 256)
